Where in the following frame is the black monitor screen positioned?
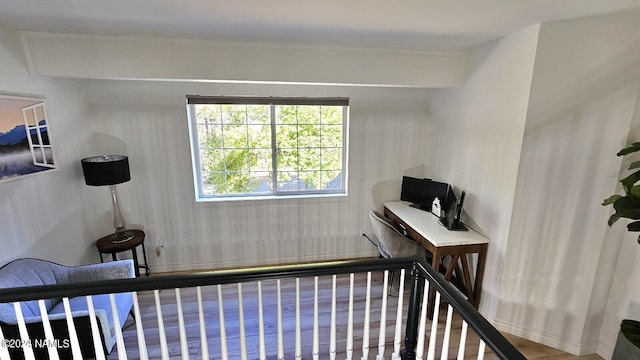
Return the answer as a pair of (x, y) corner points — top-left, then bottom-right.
(400, 176), (427, 204)
(400, 176), (451, 209)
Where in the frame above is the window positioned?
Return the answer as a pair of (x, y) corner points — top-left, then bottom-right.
(22, 102), (55, 168)
(186, 96), (349, 200)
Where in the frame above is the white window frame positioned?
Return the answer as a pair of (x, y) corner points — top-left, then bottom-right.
(186, 96), (349, 201)
(22, 102), (56, 168)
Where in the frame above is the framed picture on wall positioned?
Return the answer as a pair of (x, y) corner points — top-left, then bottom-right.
(0, 94), (57, 183)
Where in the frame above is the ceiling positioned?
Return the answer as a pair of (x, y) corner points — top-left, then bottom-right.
(2, 0), (640, 52)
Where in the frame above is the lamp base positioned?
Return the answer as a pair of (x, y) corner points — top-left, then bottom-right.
(110, 231), (135, 243)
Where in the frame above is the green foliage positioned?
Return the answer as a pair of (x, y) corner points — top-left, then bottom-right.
(603, 142), (640, 243)
(195, 104), (344, 195)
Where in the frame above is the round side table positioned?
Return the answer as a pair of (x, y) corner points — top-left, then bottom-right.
(96, 229), (150, 277)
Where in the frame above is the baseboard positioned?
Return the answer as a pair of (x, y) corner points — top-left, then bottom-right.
(490, 317), (596, 356)
(149, 251), (379, 274)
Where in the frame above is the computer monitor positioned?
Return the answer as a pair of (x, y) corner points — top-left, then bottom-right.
(400, 176), (450, 212)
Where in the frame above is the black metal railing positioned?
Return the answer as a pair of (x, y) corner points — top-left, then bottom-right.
(0, 256), (525, 360)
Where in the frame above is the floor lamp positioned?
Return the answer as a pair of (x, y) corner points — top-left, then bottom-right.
(81, 155), (134, 243)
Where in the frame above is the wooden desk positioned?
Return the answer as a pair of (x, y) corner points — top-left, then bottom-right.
(384, 201), (488, 313)
(96, 229), (150, 277)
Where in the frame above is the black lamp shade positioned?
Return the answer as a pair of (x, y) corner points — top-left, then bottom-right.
(81, 155), (131, 186)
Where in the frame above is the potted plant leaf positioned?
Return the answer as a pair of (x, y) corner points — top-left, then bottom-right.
(602, 142), (640, 359)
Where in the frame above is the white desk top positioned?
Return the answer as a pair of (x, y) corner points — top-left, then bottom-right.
(384, 201), (489, 247)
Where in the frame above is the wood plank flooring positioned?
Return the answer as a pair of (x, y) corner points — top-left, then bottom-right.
(107, 271), (602, 360)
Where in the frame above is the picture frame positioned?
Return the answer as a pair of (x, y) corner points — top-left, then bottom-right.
(0, 94), (57, 183)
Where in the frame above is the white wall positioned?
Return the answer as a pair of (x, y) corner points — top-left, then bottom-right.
(599, 92), (640, 358)
(82, 80), (431, 272)
(498, 12), (640, 356)
(425, 12), (640, 356)
(0, 26), (95, 265)
(425, 25), (540, 320)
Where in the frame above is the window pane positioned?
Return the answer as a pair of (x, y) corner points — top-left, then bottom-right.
(276, 125), (298, 148)
(24, 109), (36, 126)
(277, 171), (302, 191)
(198, 124), (223, 148)
(201, 171), (218, 196)
(322, 170), (342, 189)
(30, 130), (40, 145)
(196, 105), (221, 125)
(35, 106), (46, 122)
(277, 149), (298, 171)
(41, 130), (50, 145)
(249, 171), (272, 193)
(200, 149), (224, 172)
(299, 170), (320, 190)
(221, 105), (247, 125)
(43, 147), (54, 165)
(248, 124), (271, 149)
(276, 105), (297, 124)
(247, 105), (269, 124)
(321, 148), (342, 170)
(321, 106), (342, 124)
(297, 105), (320, 125)
(250, 149), (273, 172)
(320, 125), (342, 147)
(225, 171), (250, 194)
(34, 148), (44, 163)
(223, 124), (248, 148)
(298, 124), (321, 148)
(224, 149), (250, 171)
(298, 148), (320, 171)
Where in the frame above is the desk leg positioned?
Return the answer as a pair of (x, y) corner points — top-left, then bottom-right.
(131, 248), (140, 278)
(111, 254), (117, 262)
(428, 250), (441, 319)
(473, 244), (488, 308)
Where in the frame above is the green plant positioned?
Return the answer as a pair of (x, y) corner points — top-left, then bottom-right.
(603, 142), (640, 242)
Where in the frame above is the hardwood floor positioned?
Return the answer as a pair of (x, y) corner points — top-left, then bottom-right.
(107, 271), (602, 359)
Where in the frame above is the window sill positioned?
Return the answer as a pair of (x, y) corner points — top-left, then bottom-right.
(193, 192), (350, 207)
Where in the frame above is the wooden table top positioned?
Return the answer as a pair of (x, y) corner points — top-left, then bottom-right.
(96, 229), (146, 253)
(384, 201), (488, 247)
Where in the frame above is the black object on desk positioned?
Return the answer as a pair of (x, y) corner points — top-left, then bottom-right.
(440, 191), (468, 231)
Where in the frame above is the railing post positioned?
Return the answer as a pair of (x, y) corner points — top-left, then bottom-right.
(401, 264), (423, 360)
